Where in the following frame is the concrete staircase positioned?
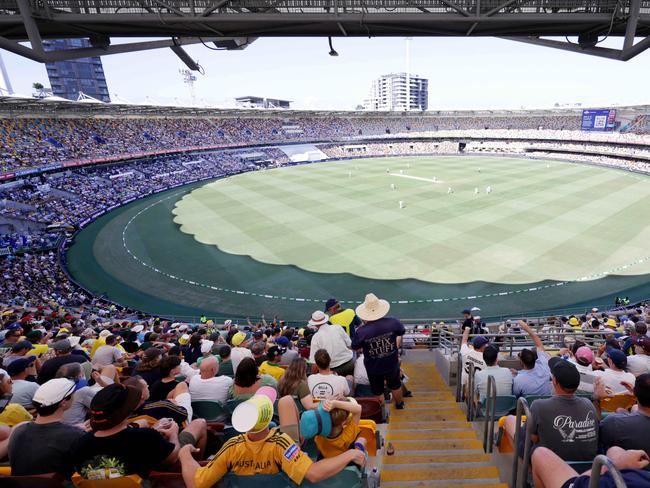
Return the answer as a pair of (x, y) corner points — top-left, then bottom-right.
(380, 358), (507, 487)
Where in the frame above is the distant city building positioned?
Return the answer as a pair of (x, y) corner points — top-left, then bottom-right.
(43, 39), (110, 102)
(363, 73), (428, 111)
(235, 96), (291, 109)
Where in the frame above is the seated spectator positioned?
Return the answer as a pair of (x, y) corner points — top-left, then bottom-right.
(62, 364), (118, 426)
(134, 347), (163, 386)
(217, 345), (234, 377)
(627, 337), (650, 376)
(40, 338), (87, 382)
(2, 340), (35, 368)
(230, 332), (253, 373)
(505, 357), (598, 462)
(8, 378), (84, 477)
(473, 344), (513, 403)
(149, 355), (182, 401)
(7, 357), (39, 409)
(569, 345), (596, 395)
(594, 349), (636, 395)
(532, 446), (650, 487)
(353, 353), (370, 392)
(228, 357), (277, 401)
(278, 357), (317, 410)
(73, 383), (207, 478)
(195, 340), (217, 367)
(309, 311), (354, 376)
(512, 320), (552, 397)
(188, 356), (233, 403)
(182, 334), (203, 366)
(599, 373), (650, 455)
(251, 340), (267, 367)
(91, 334), (127, 369)
(179, 392), (365, 488)
(0, 371), (32, 427)
(128, 376), (189, 426)
(259, 346), (286, 381)
(308, 349), (350, 400)
(277, 336), (299, 366)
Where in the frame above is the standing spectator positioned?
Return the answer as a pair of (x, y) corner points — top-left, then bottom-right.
(7, 357), (39, 409)
(594, 349), (636, 395)
(459, 326), (488, 387)
(259, 346), (286, 381)
(325, 297), (361, 337)
(627, 336), (650, 376)
(91, 334), (127, 369)
(308, 311), (354, 376)
(599, 373), (650, 455)
(229, 332), (253, 373)
(351, 293), (405, 409)
(308, 349), (350, 400)
(512, 320), (552, 397)
(8, 378), (84, 477)
(188, 357), (233, 404)
(37, 339), (86, 385)
(473, 345), (513, 402)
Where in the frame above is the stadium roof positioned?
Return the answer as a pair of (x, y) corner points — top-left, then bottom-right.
(1, 96), (649, 118)
(0, 0), (648, 65)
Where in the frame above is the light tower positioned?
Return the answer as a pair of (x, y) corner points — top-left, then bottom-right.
(0, 53), (13, 95)
(405, 37), (412, 112)
(179, 68), (197, 105)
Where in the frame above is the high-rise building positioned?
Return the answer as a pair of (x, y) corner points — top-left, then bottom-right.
(43, 39), (110, 102)
(363, 73), (428, 111)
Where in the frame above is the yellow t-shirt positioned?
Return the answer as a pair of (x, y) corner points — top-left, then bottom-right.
(194, 428), (312, 488)
(0, 403), (32, 426)
(31, 344), (49, 357)
(259, 361), (285, 381)
(315, 420), (361, 458)
(329, 309), (355, 336)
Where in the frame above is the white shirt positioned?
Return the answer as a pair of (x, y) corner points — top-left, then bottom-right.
(189, 375), (233, 403)
(474, 365), (513, 401)
(460, 343), (487, 385)
(308, 373), (350, 400)
(230, 347), (253, 373)
(593, 368), (636, 395)
(354, 355), (370, 386)
(309, 323), (353, 368)
(569, 359), (595, 394)
(627, 354), (650, 376)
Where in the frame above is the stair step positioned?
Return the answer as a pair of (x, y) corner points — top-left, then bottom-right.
(390, 410), (466, 421)
(383, 453), (491, 464)
(381, 482), (507, 487)
(389, 420), (472, 429)
(386, 439), (483, 450)
(386, 430), (478, 440)
(382, 465), (500, 482)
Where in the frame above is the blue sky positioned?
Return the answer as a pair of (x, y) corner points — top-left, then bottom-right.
(2, 37), (650, 110)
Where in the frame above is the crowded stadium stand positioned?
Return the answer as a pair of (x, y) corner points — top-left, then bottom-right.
(1, 98), (650, 487)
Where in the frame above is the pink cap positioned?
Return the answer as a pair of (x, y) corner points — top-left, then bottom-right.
(256, 386), (277, 404)
(575, 346), (594, 364)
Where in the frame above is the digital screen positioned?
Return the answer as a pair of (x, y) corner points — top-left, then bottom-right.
(581, 109), (614, 131)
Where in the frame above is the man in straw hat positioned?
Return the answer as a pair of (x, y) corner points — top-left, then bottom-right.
(179, 388), (365, 488)
(351, 293), (406, 409)
(308, 310), (355, 376)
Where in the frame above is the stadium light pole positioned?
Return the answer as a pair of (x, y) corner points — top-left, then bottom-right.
(328, 37), (339, 57)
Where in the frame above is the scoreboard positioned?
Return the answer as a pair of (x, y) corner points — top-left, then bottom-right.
(581, 109), (617, 131)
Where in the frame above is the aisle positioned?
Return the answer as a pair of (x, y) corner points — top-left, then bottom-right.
(380, 355), (507, 487)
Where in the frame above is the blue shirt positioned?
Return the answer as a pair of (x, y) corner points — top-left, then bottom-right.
(512, 350), (552, 397)
(351, 317), (405, 375)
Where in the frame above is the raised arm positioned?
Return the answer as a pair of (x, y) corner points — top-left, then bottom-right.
(519, 320), (544, 352)
(461, 325), (470, 346)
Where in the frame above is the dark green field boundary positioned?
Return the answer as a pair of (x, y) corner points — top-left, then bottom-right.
(63, 158), (650, 322)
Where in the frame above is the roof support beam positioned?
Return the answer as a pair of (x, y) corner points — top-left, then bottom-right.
(16, 0), (45, 56)
(624, 0), (641, 50)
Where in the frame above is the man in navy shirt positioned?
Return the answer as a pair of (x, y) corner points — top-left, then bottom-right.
(351, 293), (406, 409)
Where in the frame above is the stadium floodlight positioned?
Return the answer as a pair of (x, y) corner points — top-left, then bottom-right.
(328, 37), (339, 57)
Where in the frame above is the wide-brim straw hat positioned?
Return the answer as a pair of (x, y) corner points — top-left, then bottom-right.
(355, 293), (390, 321)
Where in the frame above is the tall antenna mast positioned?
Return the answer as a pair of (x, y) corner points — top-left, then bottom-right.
(0, 53), (13, 95)
(405, 37), (412, 111)
(179, 68), (197, 105)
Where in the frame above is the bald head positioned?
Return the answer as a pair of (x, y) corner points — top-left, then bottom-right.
(199, 356), (218, 379)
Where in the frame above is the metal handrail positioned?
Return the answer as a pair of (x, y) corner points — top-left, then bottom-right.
(483, 375), (497, 453)
(455, 351), (463, 402)
(588, 455), (627, 488)
(466, 362), (475, 421)
(510, 397), (533, 488)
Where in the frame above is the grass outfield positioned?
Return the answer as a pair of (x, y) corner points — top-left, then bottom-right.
(66, 155), (650, 320)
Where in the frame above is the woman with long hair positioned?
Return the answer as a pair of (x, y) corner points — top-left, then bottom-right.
(183, 334), (203, 366)
(277, 357), (316, 410)
(135, 347), (163, 386)
(227, 357), (277, 401)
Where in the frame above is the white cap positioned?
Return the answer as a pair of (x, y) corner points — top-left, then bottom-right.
(132, 325), (144, 333)
(224, 320), (232, 327)
(33, 378), (76, 407)
(178, 324), (189, 332)
(99, 330), (111, 338)
(201, 340), (214, 354)
(68, 336), (81, 348)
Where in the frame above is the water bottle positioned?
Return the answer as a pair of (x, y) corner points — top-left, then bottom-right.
(367, 467), (380, 488)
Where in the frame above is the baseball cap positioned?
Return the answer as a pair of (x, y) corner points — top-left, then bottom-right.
(231, 332), (247, 347)
(90, 384), (142, 431)
(253, 330), (263, 338)
(635, 336), (650, 354)
(33, 378), (76, 407)
(300, 401), (333, 439)
(462, 309), (471, 315)
(11, 340), (34, 352)
(324, 298), (339, 312)
(574, 346), (594, 365)
(200, 340), (214, 354)
(276, 336), (290, 347)
(607, 349), (628, 370)
(7, 356), (36, 376)
(52, 339), (71, 352)
(549, 357), (581, 390)
(472, 336), (489, 349)
(267, 346), (283, 359)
